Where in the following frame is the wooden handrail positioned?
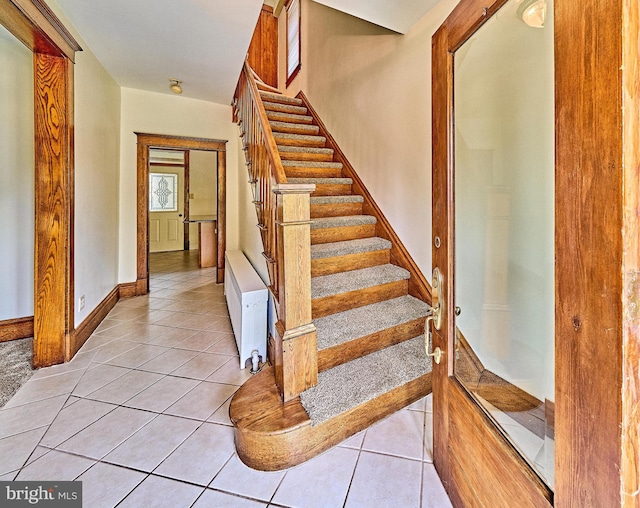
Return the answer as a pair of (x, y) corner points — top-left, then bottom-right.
(234, 62), (318, 401)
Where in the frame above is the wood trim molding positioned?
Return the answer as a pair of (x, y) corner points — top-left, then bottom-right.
(0, 317), (34, 343)
(136, 134), (228, 293)
(297, 91), (433, 305)
(70, 286), (119, 358)
(118, 282), (137, 299)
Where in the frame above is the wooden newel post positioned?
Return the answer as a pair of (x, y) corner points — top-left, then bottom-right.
(273, 183), (317, 402)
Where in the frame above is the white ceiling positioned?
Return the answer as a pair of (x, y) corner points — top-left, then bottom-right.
(54, 0), (264, 104)
(311, 0), (443, 34)
(51, 0), (442, 106)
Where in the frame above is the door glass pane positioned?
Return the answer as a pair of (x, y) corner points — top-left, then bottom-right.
(453, 0), (555, 488)
(150, 173), (178, 211)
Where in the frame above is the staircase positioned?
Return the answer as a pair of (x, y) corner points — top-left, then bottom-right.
(230, 69), (434, 471)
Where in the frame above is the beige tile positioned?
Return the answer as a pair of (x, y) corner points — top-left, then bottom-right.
(171, 353), (230, 380)
(16, 448), (95, 481)
(57, 406), (156, 459)
(362, 409), (426, 461)
(0, 427), (47, 475)
(41, 399), (117, 448)
(207, 396), (233, 426)
(209, 454), (285, 502)
(105, 344), (170, 368)
(90, 340), (140, 364)
(205, 358), (252, 386)
(154, 423), (235, 485)
(3, 370), (85, 409)
(0, 394), (67, 439)
(138, 348), (199, 375)
(107, 307), (150, 321)
(155, 312), (219, 330)
(206, 317), (233, 334)
(272, 446), (359, 508)
(76, 462), (146, 508)
(78, 333), (117, 352)
(408, 395), (428, 412)
(422, 463), (453, 507)
(338, 430), (365, 450)
(84, 370), (163, 405)
(103, 414), (199, 472)
(345, 452), (422, 508)
(192, 489), (267, 507)
(165, 381), (237, 421)
(72, 363), (131, 397)
(29, 351), (94, 380)
(118, 474), (205, 508)
(0, 472), (16, 481)
(425, 411), (434, 463)
(146, 327), (198, 347)
(124, 376), (200, 412)
(177, 331), (226, 352)
(206, 334), (240, 356)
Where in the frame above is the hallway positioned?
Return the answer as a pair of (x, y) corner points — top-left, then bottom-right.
(0, 251), (450, 507)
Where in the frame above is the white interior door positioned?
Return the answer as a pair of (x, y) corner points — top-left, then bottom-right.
(149, 167), (184, 252)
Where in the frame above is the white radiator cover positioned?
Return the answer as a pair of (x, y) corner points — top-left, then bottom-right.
(224, 250), (268, 369)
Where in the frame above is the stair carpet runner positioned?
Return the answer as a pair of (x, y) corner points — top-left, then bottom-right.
(260, 89), (432, 425)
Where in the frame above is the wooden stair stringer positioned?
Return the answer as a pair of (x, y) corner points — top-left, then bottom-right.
(296, 91), (433, 305)
(230, 365), (432, 471)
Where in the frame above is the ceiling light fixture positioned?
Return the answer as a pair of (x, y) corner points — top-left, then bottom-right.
(169, 78), (183, 94)
(518, 0), (547, 28)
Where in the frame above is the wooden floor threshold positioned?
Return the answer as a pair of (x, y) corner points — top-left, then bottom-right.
(230, 365), (432, 471)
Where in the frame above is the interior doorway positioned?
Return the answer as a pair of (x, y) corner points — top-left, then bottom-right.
(136, 134), (227, 295)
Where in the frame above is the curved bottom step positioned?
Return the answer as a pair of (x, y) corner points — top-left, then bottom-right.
(229, 365), (432, 471)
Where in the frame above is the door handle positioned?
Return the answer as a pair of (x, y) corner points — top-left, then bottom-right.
(424, 267), (444, 364)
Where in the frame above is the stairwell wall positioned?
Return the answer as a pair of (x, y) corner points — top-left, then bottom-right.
(277, 0), (460, 278)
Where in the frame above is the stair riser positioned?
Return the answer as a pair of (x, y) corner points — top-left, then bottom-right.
(263, 102), (308, 115)
(232, 368), (432, 471)
(286, 167), (343, 179)
(312, 280), (409, 319)
(271, 124), (320, 135)
(318, 318), (425, 372)
(310, 202), (362, 218)
(311, 184), (353, 196)
(280, 151), (333, 162)
(311, 249), (389, 277)
(267, 112), (314, 124)
(311, 224), (376, 244)
(274, 137), (326, 148)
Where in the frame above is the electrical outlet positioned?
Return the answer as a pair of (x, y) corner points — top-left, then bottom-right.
(189, 193), (195, 199)
(79, 295), (85, 310)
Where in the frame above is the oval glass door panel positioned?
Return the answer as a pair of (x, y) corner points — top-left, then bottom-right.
(453, 0), (555, 488)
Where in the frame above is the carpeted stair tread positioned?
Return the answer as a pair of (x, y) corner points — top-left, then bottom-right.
(310, 215), (376, 230)
(278, 146), (333, 155)
(263, 102), (308, 115)
(310, 195), (364, 205)
(267, 111), (313, 122)
(282, 160), (343, 169)
(260, 92), (304, 105)
(313, 295), (429, 350)
(289, 177), (352, 185)
(300, 336), (431, 425)
(270, 121), (320, 134)
(273, 133), (327, 144)
(311, 264), (409, 299)
(311, 237), (391, 260)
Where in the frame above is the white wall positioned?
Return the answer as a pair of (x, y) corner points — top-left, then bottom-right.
(118, 88), (241, 283)
(44, 0), (123, 328)
(279, 0), (460, 281)
(0, 26), (34, 321)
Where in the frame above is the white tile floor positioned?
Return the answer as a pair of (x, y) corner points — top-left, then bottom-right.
(0, 252), (452, 507)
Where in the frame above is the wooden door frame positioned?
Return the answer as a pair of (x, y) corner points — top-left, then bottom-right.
(136, 133), (227, 294)
(0, 0), (81, 367)
(432, 0), (639, 506)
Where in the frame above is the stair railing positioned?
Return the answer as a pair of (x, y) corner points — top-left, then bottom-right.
(233, 60), (318, 401)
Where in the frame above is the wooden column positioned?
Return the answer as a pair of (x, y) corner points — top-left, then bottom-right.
(273, 183), (317, 401)
(33, 53), (73, 367)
